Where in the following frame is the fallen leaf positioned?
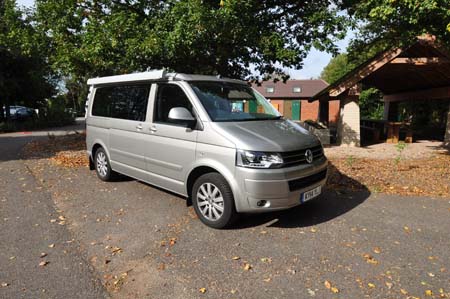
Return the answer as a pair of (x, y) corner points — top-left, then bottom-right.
(404, 226), (410, 232)
(39, 261), (49, 267)
(310, 228), (317, 233)
(385, 282), (393, 289)
(231, 256), (240, 260)
(331, 287), (339, 293)
(373, 247), (382, 254)
(324, 280), (332, 289)
(400, 288), (408, 295)
(49, 219), (57, 223)
(428, 272), (435, 277)
(169, 238), (177, 246)
(263, 277), (271, 282)
(199, 287), (206, 294)
(260, 257), (272, 263)
(363, 254), (379, 265)
(48, 244), (55, 248)
(1, 282), (9, 287)
(40, 253), (47, 258)
(157, 263), (165, 271)
(243, 263), (252, 271)
(111, 247), (122, 255)
(58, 215), (66, 221)
(425, 290), (433, 296)
(368, 283), (375, 288)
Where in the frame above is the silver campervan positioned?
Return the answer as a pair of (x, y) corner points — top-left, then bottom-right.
(86, 70), (328, 228)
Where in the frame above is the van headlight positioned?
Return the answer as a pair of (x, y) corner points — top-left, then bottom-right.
(236, 150), (283, 169)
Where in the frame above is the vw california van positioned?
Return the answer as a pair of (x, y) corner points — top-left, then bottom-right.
(86, 70), (328, 228)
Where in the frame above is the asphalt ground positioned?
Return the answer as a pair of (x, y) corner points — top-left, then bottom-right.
(1, 123), (450, 298)
(0, 122), (108, 299)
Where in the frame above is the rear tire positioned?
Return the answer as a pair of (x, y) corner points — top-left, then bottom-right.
(94, 147), (116, 182)
(192, 173), (238, 229)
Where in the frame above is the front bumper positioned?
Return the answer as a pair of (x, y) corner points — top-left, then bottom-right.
(234, 156), (328, 213)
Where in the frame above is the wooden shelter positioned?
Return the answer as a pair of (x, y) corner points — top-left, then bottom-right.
(311, 35), (450, 147)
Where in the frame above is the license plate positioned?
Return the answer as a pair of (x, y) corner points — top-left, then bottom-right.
(301, 186), (322, 203)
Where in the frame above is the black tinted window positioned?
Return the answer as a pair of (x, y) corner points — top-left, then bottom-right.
(92, 84), (150, 121)
(154, 84), (193, 125)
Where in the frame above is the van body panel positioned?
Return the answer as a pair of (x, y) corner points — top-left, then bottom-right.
(213, 119), (320, 152)
(197, 122), (236, 148)
(109, 118), (147, 173)
(188, 143), (249, 211)
(142, 124), (197, 184)
(86, 116), (111, 157)
(236, 158), (328, 212)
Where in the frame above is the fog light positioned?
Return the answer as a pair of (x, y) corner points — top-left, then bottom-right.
(256, 200), (267, 207)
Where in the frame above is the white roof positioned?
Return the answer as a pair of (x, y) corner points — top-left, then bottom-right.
(87, 69), (248, 86)
(87, 70), (167, 85)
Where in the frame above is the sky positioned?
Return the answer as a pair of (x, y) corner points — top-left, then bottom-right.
(16, 0), (351, 79)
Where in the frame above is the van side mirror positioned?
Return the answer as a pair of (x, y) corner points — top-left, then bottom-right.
(168, 107), (195, 121)
(168, 107), (197, 128)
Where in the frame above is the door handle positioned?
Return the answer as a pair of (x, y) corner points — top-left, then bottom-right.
(150, 125), (157, 133)
(136, 124), (143, 130)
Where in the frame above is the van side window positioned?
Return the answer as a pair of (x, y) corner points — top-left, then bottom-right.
(154, 84), (194, 125)
(92, 84), (150, 121)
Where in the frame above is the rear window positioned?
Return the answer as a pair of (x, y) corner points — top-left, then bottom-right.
(92, 84), (150, 121)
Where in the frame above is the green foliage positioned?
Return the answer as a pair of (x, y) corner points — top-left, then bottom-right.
(0, 0), (55, 120)
(33, 0), (351, 107)
(359, 88), (384, 120)
(397, 100), (449, 140)
(345, 155), (355, 168)
(320, 54), (356, 84)
(394, 141), (407, 166)
(320, 56), (384, 120)
(344, 0), (450, 56)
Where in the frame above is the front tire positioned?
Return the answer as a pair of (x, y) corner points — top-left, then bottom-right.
(94, 147), (115, 182)
(192, 173), (238, 229)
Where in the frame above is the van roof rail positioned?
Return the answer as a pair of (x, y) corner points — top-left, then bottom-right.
(87, 69), (167, 85)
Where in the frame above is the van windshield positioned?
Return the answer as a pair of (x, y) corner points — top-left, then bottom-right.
(190, 81), (281, 122)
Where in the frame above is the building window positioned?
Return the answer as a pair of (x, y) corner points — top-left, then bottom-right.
(292, 86), (302, 93)
(266, 87), (274, 93)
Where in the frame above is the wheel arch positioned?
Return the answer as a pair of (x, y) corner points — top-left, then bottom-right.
(185, 161), (245, 212)
(90, 141), (110, 170)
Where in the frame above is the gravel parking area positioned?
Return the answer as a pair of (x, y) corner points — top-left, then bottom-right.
(324, 140), (448, 160)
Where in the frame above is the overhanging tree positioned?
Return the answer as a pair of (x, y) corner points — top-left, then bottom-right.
(34, 0), (351, 107)
(343, 0), (450, 58)
(0, 0), (54, 121)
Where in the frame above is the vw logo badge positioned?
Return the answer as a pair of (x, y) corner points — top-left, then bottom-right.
(305, 149), (313, 164)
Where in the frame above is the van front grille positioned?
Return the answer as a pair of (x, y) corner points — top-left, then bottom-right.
(288, 169), (327, 192)
(280, 145), (324, 168)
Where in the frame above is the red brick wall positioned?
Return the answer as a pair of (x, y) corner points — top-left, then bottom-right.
(300, 100), (318, 121)
(267, 97), (340, 125)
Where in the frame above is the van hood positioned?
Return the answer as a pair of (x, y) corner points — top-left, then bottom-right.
(212, 119), (320, 152)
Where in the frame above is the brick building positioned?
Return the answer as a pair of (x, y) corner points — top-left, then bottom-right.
(252, 80), (339, 124)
